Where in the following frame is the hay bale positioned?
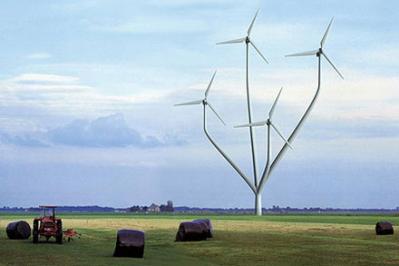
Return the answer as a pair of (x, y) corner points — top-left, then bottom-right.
(193, 220), (208, 238)
(192, 218), (213, 238)
(175, 222), (208, 241)
(6, 221), (31, 240)
(113, 229), (145, 258)
(375, 221), (394, 235)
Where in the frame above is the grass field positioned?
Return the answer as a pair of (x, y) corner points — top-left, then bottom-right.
(1, 213), (398, 266)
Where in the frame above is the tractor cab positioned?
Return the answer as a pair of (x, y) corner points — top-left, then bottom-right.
(42, 206), (56, 217)
(32, 205), (63, 244)
(40, 206), (56, 223)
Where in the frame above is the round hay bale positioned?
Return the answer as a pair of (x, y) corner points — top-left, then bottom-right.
(192, 218), (213, 238)
(6, 221), (31, 240)
(193, 220), (208, 237)
(175, 222), (208, 242)
(113, 229), (145, 258)
(375, 221), (394, 235)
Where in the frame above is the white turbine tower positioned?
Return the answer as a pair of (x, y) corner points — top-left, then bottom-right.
(256, 17), (344, 196)
(216, 9), (268, 214)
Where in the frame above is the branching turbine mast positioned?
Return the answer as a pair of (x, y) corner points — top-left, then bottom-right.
(175, 13), (343, 215)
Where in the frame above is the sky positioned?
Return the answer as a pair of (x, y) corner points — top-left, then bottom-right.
(0, 0), (398, 209)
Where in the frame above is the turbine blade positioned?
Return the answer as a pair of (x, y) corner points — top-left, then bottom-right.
(322, 52), (344, 79)
(321, 17), (334, 48)
(269, 87), (283, 119)
(285, 50), (319, 57)
(216, 37), (246, 45)
(205, 71), (217, 98)
(207, 102), (226, 125)
(270, 122), (293, 149)
(250, 41), (269, 64)
(174, 99), (203, 106)
(247, 9), (259, 36)
(234, 120), (267, 128)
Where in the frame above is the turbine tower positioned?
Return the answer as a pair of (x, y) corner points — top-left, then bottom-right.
(257, 17), (344, 196)
(175, 13), (343, 215)
(217, 9), (268, 213)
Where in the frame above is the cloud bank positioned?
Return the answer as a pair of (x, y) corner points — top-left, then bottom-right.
(0, 113), (185, 148)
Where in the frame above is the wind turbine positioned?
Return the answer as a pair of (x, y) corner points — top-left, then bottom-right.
(234, 88), (293, 150)
(256, 17), (344, 196)
(175, 14), (343, 216)
(174, 71), (225, 125)
(216, 9), (268, 204)
(286, 17), (344, 80)
(216, 9), (268, 63)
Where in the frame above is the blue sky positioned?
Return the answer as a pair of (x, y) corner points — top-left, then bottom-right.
(0, 0), (398, 208)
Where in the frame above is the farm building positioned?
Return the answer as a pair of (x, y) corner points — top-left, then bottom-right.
(148, 203), (160, 213)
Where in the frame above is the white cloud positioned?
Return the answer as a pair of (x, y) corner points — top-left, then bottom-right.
(0, 72), (169, 116)
(345, 46), (399, 67)
(1, 73), (90, 95)
(0, 118), (45, 134)
(147, 0), (232, 7)
(11, 73), (79, 84)
(196, 66), (398, 122)
(246, 22), (314, 44)
(90, 17), (208, 34)
(26, 53), (52, 60)
(0, 113), (185, 148)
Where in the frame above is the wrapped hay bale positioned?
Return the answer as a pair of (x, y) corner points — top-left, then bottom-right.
(375, 221), (394, 235)
(192, 218), (213, 238)
(193, 220), (208, 238)
(6, 221), (31, 240)
(175, 221), (208, 241)
(113, 229), (145, 258)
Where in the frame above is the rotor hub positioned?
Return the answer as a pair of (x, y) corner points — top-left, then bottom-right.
(316, 48), (322, 57)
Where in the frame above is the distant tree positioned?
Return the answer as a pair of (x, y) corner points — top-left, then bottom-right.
(129, 205), (141, 212)
(160, 200), (174, 212)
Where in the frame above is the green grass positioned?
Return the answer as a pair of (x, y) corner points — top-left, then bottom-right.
(1, 214), (398, 265)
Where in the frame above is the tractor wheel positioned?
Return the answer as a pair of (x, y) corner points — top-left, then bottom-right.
(32, 220), (39, 244)
(56, 220), (63, 244)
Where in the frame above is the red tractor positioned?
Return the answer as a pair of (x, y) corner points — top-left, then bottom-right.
(32, 206), (63, 244)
